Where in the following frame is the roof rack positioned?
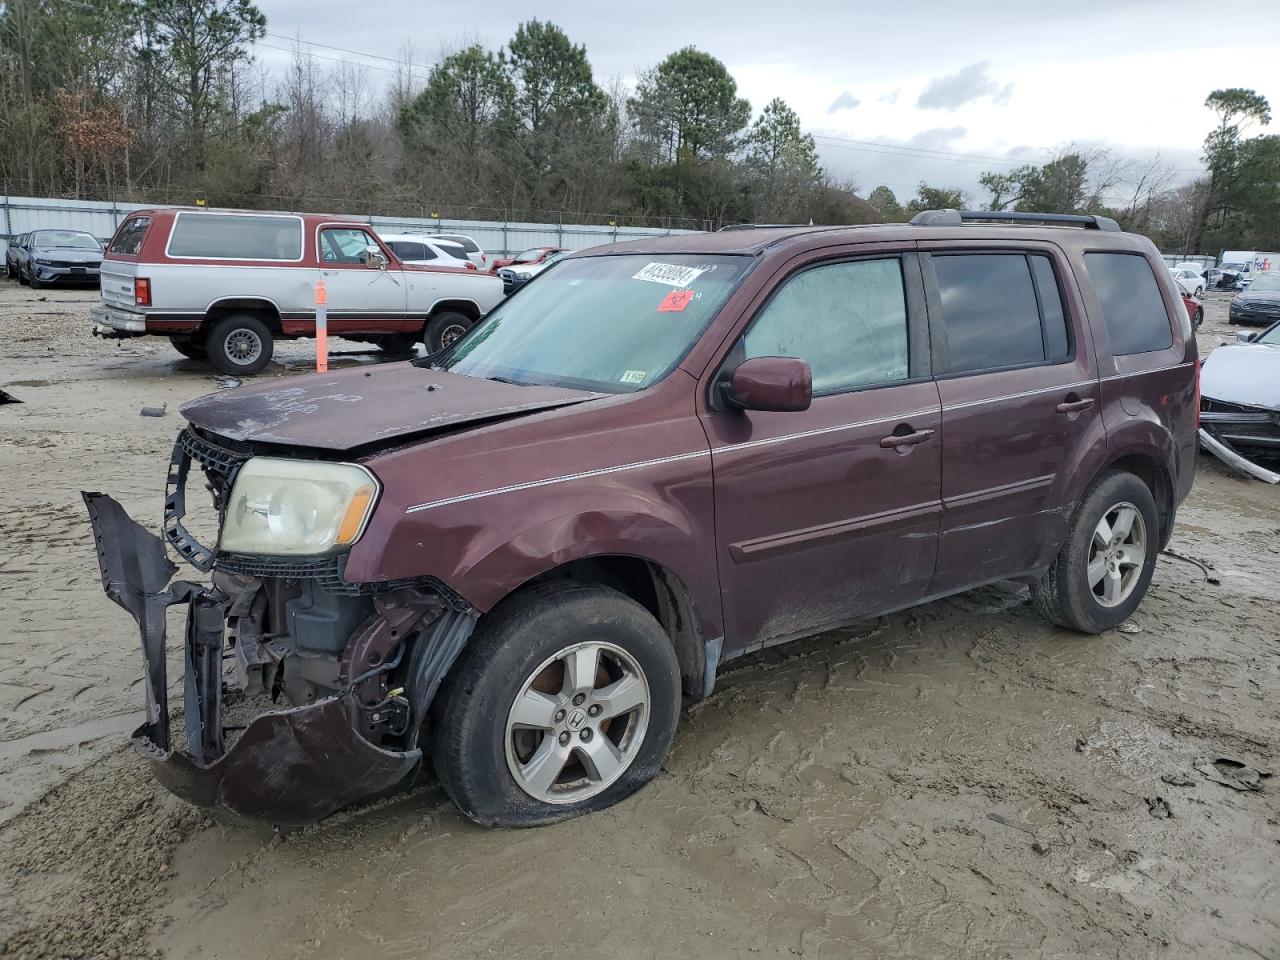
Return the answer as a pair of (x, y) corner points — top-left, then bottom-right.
(910, 209), (1121, 232)
(717, 223), (809, 232)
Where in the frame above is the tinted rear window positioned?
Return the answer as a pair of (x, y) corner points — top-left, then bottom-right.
(108, 217), (152, 256)
(388, 240), (433, 261)
(167, 213), (302, 260)
(437, 234), (479, 253)
(933, 253), (1071, 374)
(1085, 253), (1174, 355)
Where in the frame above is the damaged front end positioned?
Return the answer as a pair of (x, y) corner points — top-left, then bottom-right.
(1199, 399), (1280, 484)
(83, 428), (477, 825)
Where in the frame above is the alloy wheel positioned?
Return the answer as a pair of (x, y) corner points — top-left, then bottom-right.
(440, 323), (466, 348)
(225, 328), (263, 366)
(1088, 501), (1147, 608)
(505, 641), (650, 804)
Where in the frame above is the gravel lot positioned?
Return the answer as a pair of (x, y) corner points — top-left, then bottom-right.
(0, 282), (1276, 960)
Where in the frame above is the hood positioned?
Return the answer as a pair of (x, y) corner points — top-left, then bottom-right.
(1201, 344), (1280, 410)
(181, 364), (601, 452)
(36, 247), (101, 261)
(1234, 288), (1280, 305)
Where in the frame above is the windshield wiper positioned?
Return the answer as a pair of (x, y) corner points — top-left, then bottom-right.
(485, 376), (528, 386)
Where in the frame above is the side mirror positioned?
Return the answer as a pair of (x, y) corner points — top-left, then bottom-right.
(1237, 330), (1256, 343)
(722, 356), (812, 412)
(363, 246), (387, 270)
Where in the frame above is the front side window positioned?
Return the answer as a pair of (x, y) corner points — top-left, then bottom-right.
(741, 258), (909, 394)
(1085, 252), (1174, 355)
(932, 253), (1071, 374)
(320, 228), (377, 265)
(168, 213), (302, 260)
(437, 254), (751, 393)
(109, 217), (151, 256)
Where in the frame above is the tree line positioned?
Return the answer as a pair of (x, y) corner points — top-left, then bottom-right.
(1, 1), (1275, 248)
(0, 2), (866, 227)
(864, 88), (1279, 252)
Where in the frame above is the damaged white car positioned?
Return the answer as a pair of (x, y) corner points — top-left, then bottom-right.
(1199, 319), (1280, 483)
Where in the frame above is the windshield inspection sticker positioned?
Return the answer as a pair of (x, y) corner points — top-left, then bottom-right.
(620, 370), (647, 384)
(633, 262), (707, 288)
(658, 289), (696, 312)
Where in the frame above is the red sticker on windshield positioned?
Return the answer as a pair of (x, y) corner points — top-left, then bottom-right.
(658, 290), (695, 312)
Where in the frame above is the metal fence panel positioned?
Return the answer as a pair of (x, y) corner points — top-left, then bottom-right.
(2, 195), (696, 255)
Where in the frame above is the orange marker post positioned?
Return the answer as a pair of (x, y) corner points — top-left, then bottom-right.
(315, 279), (328, 372)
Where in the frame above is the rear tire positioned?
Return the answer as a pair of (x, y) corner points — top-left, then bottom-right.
(1031, 470), (1160, 634)
(206, 314), (273, 375)
(430, 583), (681, 827)
(1192, 306), (1203, 330)
(424, 311), (471, 354)
(169, 335), (208, 360)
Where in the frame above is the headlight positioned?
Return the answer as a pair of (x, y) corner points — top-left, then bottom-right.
(219, 458), (379, 556)
(35, 257), (53, 265)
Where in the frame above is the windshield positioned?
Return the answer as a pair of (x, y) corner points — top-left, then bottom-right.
(513, 248), (547, 263)
(1245, 274), (1280, 292)
(36, 230), (99, 250)
(436, 254), (751, 392)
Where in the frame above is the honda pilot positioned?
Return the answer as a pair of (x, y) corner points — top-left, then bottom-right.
(86, 210), (1198, 827)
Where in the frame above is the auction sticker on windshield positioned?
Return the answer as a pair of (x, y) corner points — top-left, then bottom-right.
(633, 262), (707, 288)
(658, 290), (696, 312)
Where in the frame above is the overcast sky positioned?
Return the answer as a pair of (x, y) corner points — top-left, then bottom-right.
(251, 0), (1280, 204)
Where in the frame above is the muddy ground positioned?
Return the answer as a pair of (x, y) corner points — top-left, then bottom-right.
(0, 283), (1276, 960)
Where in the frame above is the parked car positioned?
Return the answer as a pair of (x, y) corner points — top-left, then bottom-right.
(429, 233), (489, 270)
(490, 245), (567, 271)
(1199, 318), (1280, 482)
(1169, 266), (1204, 297)
(1182, 291), (1203, 329)
(4, 233), (26, 279)
(497, 250), (570, 294)
(14, 229), (103, 287)
(90, 208), (505, 373)
(85, 209), (1197, 828)
(379, 233), (477, 270)
(1227, 272), (1280, 326)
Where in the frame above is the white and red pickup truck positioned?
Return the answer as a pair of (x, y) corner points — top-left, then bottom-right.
(91, 208), (505, 373)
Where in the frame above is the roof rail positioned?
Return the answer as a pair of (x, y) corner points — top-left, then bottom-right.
(717, 223), (809, 232)
(910, 209), (1122, 232)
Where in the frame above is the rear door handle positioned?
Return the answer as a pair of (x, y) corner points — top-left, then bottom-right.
(1056, 397), (1095, 414)
(880, 428), (935, 448)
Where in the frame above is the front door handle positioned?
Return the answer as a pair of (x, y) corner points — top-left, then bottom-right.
(880, 428), (935, 449)
(1056, 397), (1095, 415)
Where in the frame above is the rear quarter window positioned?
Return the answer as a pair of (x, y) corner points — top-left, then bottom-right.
(166, 213), (303, 261)
(108, 217), (153, 256)
(1085, 253), (1174, 355)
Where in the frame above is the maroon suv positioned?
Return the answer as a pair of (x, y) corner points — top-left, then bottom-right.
(86, 210), (1199, 826)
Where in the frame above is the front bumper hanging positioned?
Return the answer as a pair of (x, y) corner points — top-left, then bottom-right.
(83, 492), (422, 825)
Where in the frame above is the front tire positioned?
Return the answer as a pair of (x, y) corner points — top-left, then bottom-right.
(424, 311), (471, 354)
(1192, 306), (1204, 330)
(430, 583), (681, 827)
(1031, 470), (1160, 634)
(206, 314), (273, 375)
